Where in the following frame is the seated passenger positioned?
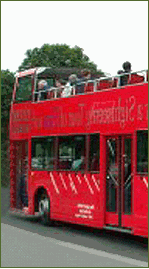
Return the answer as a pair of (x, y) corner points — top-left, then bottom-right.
(75, 70), (86, 94)
(84, 69), (91, 81)
(55, 79), (65, 98)
(123, 61), (131, 73)
(61, 74), (78, 97)
(83, 69), (94, 93)
(71, 156), (85, 171)
(117, 70), (125, 87)
(36, 80), (48, 101)
(121, 61), (132, 86)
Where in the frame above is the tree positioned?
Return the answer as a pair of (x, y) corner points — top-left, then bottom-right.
(1, 70), (14, 131)
(1, 70), (14, 186)
(19, 44), (104, 76)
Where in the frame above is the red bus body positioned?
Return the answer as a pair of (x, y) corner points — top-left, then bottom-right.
(9, 68), (148, 237)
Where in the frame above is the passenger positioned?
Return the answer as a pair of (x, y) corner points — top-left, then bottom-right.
(76, 69), (92, 94)
(71, 156), (85, 171)
(117, 70), (124, 74)
(82, 69), (94, 93)
(81, 69), (92, 81)
(55, 79), (64, 98)
(117, 70), (124, 86)
(123, 61), (131, 73)
(121, 61), (132, 86)
(61, 74), (78, 97)
(36, 80), (48, 101)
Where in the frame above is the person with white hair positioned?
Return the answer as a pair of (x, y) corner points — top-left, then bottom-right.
(61, 74), (78, 97)
(34, 79), (48, 101)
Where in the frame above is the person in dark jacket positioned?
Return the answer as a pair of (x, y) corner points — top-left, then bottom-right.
(118, 61), (132, 86)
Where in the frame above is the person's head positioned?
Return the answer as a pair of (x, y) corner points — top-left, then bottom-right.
(38, 80), (48, 90)
(122, 61), (131, 73)
(69, 74), (78, 84)
(81, 69), (91, 79)
(56, 79), (64, 87)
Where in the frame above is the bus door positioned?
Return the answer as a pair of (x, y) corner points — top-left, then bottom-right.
(105, 135), (132, 229)
(16, 141), (28, 209)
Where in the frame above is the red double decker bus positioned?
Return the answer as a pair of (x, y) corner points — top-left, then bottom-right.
(9, 67), (148, 237)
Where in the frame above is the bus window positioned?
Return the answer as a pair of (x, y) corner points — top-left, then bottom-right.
(89, 134), (100, 172)
(31, 137), (55, 170)
(15, 75), (33, 102)
(71, 136), (85, 171)
(58, 137), (73, 170)
(137, 130), (148, 173)
(58, 135), (85, 171)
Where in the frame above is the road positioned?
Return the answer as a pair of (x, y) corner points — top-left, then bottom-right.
(1, 187), (148, 267)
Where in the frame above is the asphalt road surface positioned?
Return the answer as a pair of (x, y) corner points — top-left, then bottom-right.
(1, 187), (148, 267)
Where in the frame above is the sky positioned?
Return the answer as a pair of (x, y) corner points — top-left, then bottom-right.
(1, 1), (148, 76)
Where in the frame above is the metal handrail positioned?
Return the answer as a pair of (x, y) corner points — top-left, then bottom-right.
(33, 69), (148, 102)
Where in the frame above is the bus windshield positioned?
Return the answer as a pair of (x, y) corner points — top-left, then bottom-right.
(15, 75), (33, 102)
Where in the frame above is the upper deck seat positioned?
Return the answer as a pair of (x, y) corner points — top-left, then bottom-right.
(58, 160), (71, 170)
(84, 81), (94, 93)
(112, 78), (118, 88)
(97, 79), (113, 91)
(47, 90), (54, 99)
(75, 83), (85, 94)
(128, 73), (144, 84)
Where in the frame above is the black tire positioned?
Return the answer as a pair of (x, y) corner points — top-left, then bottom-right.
(39, 194), (52, 226)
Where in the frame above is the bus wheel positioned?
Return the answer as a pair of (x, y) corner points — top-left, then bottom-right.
(39, 195), (51, 225)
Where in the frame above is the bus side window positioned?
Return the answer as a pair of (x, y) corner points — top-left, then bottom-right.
(31, 137), (55, 170)
(58, 137), (73, 170)
(57, 135), (85, 171)
(137, 130), (148, 174)
(89, 134), (100, 172)
(71, 136), (85, 171)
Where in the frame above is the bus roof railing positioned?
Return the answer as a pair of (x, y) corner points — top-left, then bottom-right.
(34, 69), (148, 101)
(15, 68), (148, 102)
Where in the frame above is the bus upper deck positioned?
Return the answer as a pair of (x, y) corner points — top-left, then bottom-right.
(13, 67), (148, 103)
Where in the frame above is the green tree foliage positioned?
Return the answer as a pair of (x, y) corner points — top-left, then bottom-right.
(1, 70), (14, 136)
(19, 44), (104, 76)
(1, 70), (14, 186)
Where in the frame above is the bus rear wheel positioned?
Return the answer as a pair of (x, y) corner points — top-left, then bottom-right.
(39, 194), (52, 225)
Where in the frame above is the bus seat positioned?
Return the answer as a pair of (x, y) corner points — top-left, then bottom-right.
(84, 82), (94, 93)
(112, 78), (118, 88)
(47, 90), (54, 99)
(97, 80), (113, 90)
(58, 160), (70, 170)
(129, 73), (144, 84)
(76, 83), (85, 94)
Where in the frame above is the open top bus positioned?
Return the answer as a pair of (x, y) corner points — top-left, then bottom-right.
(9, 67), (148, 237)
